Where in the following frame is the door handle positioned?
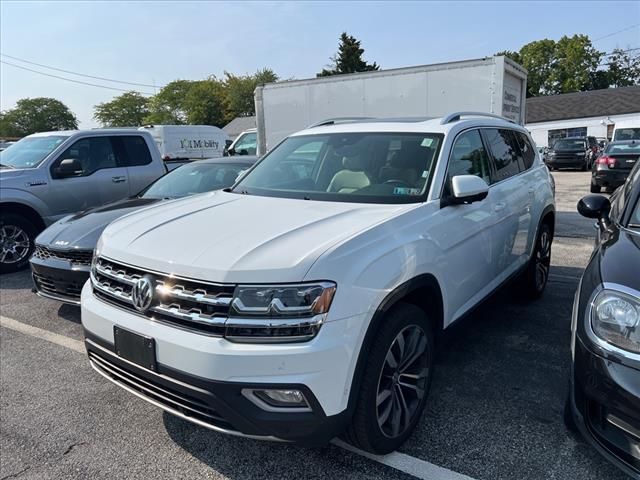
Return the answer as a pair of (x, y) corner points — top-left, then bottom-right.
(494, 202), (506, 212)
(111, 176), (126, 183)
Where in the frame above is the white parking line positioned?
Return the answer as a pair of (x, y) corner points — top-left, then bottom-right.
(1, 315), (85, 353)
(1, 315), (478, 480)
(332, 439), (476, 480)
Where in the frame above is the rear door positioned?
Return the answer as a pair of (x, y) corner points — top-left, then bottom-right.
(481, 128), (532, 279)
(47, 135), (130, 218)
(112, 135), (159, 195)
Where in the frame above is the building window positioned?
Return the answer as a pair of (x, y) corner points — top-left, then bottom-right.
(548, 127), (587, 147)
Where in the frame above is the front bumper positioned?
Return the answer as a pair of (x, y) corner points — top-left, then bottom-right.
(547, 156), (587, 168)
(30, 256), (90, 305)
(81, 282), (364, 444)
(569, 336), (640, 478)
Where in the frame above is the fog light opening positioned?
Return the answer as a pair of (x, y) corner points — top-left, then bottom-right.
(242, 388), (312, 412)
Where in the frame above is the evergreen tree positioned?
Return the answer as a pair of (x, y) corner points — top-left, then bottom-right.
(318, 33), (379, 77)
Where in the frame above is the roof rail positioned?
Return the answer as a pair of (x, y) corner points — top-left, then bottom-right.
(307, 117), (374, 128)
(440, 111), (513, 125)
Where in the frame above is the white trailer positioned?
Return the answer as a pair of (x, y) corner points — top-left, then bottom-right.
(254, 56), (527, 155)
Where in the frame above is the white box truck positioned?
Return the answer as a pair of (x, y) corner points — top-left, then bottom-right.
(139, 125), (229, 161)
(254, 55), (527, 155)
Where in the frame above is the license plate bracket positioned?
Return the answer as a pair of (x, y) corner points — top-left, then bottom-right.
(113, 326), (156, 371)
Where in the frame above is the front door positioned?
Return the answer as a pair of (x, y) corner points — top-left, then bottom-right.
(46, 136), (130, 219)
(430, 128), (500, 321)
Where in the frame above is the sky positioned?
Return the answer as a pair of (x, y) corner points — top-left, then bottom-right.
(1, 0), (639, 128)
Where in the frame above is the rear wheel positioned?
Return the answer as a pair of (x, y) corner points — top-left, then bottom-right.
(0, 213), (37, 274)
(345, 303), (434, 454)
(519, 222), (552, 300)
(590, 183), (601, 193)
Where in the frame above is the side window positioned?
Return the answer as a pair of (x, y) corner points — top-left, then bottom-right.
(116, 136), (152, 167)
(483, 129), (524, 182)
(514, 131), (535, 170)
(51, 137), (118, 178)
(234, 133), (257, 155)
(446, 129), (491, 193)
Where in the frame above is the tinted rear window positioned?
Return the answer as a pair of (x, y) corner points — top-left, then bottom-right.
(606, 143), (640, 155)
(483, 129), (523, 182)
(514, 131), (535, 170)
(117, 136), (152, 166)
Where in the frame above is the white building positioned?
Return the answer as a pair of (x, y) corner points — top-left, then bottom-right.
(525, 86), (640, 147)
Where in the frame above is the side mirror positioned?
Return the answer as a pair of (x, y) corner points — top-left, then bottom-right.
(55, 158), (82, 178)
(577, 194), (611, 228)
(227, 147), (236, 156)
(447, 175), (489, 205)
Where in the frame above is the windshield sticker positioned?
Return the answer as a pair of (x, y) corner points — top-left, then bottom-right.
(420, 138), (434, 147)
(394, 187), (422, 196)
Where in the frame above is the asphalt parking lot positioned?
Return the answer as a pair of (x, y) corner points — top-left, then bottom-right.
(0, 171), (630, 480)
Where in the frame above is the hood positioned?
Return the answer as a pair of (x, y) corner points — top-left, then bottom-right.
(100, 191), (410, 283)
(36, 197), (161, 250)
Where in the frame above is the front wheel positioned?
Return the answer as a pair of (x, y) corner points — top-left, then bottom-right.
(345, 303), (434, 454)
(590, 183), (601, 193)
(519, 222), (552, 301)
(0, 214), (37, 274)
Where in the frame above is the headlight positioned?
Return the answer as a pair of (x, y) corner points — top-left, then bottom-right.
(230, 282), (336, 317)
(590, 289), (640, 353)
(226, 282), (337, 343)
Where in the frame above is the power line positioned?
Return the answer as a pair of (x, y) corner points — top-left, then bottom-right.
(0, 53), (161, 88)
(593, 23), (640, 42)
(1, 60), (155, 95)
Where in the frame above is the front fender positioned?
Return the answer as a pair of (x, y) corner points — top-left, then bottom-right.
(0, 188), (49, 221)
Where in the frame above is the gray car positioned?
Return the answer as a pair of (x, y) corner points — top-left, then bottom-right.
(30, 156), (257, 304)
(0, 129), (167, 273)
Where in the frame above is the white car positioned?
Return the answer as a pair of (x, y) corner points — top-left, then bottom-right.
(81, 112), (555, 453)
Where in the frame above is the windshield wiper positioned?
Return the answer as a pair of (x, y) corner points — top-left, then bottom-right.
(0, 163), (15, 169)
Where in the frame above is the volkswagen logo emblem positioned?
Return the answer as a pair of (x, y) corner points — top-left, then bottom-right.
(131, 275), (155, 312)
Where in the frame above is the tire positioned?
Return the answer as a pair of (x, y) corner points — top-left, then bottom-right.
(590, 183), (601, 193)
(0, 213), (37, 274)
(345, 302), (434, 454)
(581, 162), (588, 172)
(519, 222), (552, 301)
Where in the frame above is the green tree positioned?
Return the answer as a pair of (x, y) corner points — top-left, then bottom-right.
(318, 32), (379, 77)
(551, 35), (603, 93)
(145, 80), (194, 124)
(518, 39), (558, 96)
(184, 78), (227, 126)
(606, 48), (640, 87)
(223, 68), (278, 122)
(497, 35), (607, 96)
(0, 97), (78, 137)
(93, 91), (150, 127)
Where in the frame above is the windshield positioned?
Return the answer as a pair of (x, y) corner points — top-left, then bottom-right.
(606, 142), (640, 155)
(553, 139), (585, 151)
(233, 132), (443, 204)
(0, 136), (67, 169)
(614, 128), (640, 141)
(141, 161), (249, 199)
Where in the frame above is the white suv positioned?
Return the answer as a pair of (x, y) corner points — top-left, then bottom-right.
(81, 113), (555, 453)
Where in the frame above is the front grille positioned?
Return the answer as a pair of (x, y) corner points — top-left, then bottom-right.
(34, 245), (93, 266)
(33, 271), (85, 300)
(92, 257), (234, 335)
(88, 349), (235, 431)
